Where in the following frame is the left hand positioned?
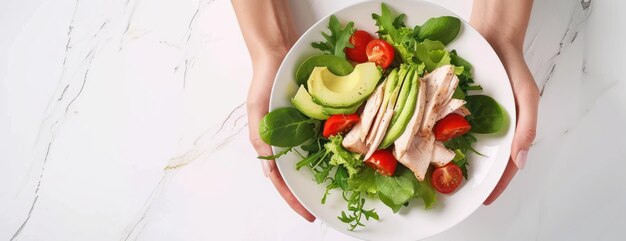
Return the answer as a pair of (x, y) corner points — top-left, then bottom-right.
(470, 0), (540, 205)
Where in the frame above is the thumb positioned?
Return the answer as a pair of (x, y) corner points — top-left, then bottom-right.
(509, 63), (539, 170)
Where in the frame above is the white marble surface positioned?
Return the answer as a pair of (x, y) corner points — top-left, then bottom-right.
(1, 0), (624, 240)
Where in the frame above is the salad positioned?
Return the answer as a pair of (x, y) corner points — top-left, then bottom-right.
(258, 3), (506, 230)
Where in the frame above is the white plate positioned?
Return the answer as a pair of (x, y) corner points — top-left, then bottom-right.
(269, 0), (515, 240)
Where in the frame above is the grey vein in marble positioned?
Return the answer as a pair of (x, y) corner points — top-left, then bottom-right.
(10, 1), (119, 238)
(121, 102), (248, 240)
(537, 1), (592, 97)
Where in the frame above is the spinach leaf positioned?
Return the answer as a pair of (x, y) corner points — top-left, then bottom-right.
(417, 16), (461, 45)
(450, 49), (473, 70)
(465, 95), (506, 134)
(259, 107), (318, 147)
(311, 15), (355, 58)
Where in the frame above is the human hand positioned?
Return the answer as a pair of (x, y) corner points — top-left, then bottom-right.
(470, 0), (540, 205)
(233, 0), (315, 221)
(246, 53), (316, 222)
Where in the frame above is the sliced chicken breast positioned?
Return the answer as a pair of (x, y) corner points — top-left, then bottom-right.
(393, 78), (427, 160)
(453, 106), (471, 117)
(418, 66), (459, 136)
(431, 141), (456, 167)
(342, 122), (369, 155)
(364, 107), (394, 160)
(400, 133), (435, 181)
(437, 98), (467, 120)
(358, 81), (385, 142)
(393, 65), (460, 181)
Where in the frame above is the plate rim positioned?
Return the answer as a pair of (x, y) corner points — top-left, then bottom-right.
(268, 0), (516, 240)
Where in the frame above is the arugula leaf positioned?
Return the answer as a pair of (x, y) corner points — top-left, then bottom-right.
(259, 108), (318, 147)
(444, 133), (480, 179)
(338, 191), (379, 231)
(295, 149), (325, 170)
(257, 147), (293, 160)
(311, 15), (355, 58)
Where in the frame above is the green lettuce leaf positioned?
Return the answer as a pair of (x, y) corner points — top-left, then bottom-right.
(325, 135), (362, 177)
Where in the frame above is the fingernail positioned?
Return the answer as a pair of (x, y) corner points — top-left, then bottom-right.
(261, 159), (271, 177)
(514, 150), (528, 170)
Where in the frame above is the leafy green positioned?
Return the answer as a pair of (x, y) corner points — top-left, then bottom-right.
(414, 40), (452, 71)
(335, 166), (350, 191)
(259, 108), (319, 147)
(257, 147), (293, 160)
(325, 135), (362, 177)
(371, 4), (461, 72)
(376, 168), (416, 213)
(444, 133), (480, 179)
(348, 167), (378, 195)
(348, 166), (437, 213)
(465, 95), (506, 134)
(338, 191), (379, 231)
(295, 55), (354, 86)
(311, 15), (355, 58)
(372, 4), (419, 65)
(417, 16), (461, 45)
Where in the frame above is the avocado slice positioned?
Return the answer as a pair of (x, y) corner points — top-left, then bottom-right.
(322, 103), (361, 115)
(295, 55), (354, 86)
(380, 66), (420, 148)
(308, 62), (382, 108)
(291, 85), (329, 120)
(390, 65), (415, 125)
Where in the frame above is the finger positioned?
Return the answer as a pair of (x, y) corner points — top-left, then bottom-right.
(268, 162), (316, 222)
(509, 63), (539, 170)
(250, 134), (275, 177)
(249, 121), (315, 222)
(484, 158), (518, 205)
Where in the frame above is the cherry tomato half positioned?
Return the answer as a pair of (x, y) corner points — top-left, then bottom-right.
(365, 39), (395, 69)
(430, 163), (463, 194)
(345, 30), (374, 63)
(365, 149), (398, 176)
(322, 114), (360, 138)
(433, 114), (471, 142)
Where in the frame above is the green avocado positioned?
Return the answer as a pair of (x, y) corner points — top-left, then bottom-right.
(291, 85), (329, 120)
(322, 103), (361, 115)
(390, 65), (414, 125)
(295, 55), (354, 86)
(307, 62), (381, 108)
(380, 66), (420, 148)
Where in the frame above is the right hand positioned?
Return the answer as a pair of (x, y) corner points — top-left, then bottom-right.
(247, 53), (316, 222)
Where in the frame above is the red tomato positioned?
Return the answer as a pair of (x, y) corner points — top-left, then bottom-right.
(365, 149), (398, 176)
(322, 114), (360, 138)
(345, 30), (374, 63)
(433, 114), (471, 142)
(365, 39), (395, 68)
(430, 163), (463, 194)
